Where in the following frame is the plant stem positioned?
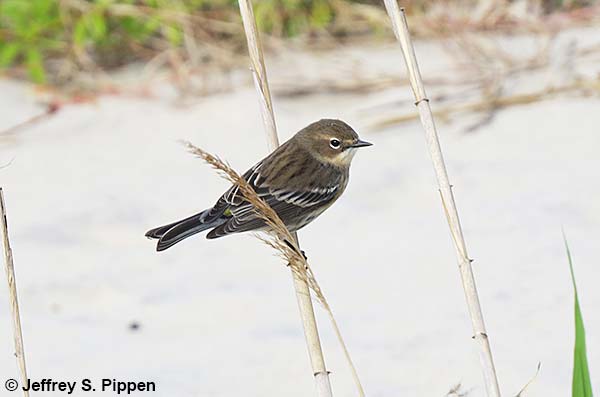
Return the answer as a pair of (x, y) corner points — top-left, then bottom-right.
(0, 188), (30, 397)
(292, 265), (333, 395)
(236, 1), (333, 395)
(383, 2), (502, 396)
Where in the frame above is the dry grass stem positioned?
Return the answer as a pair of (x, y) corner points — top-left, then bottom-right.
(370, 76), (600, 130)
(515, 362), (541, 397)
(446, 383), (470, 397)
(236, 1), (364, 394)
(237, 0), (279, 151)
(236, 1), (332, 395)
(0, 189), (30, 397)
(236, 0), (331, 394)
(0, 103), (61, 137)
(384, 2), (502, 396)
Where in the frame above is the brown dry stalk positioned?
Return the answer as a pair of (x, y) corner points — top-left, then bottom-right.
(0, 188), (30, 397)
(236, 1), (364, 394)
(383, 2), (502, 396)
(235, 1), (335, 396)
(0, 102), (61, 137)
(370, 77), (600, 130)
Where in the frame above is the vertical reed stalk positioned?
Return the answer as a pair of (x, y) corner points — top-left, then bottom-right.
(236, 1), (333, 395)
(383, 3), (502, 397)
(0, 188), (30, 397)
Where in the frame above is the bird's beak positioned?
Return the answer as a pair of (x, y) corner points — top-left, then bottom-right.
(350, 139), (373, 148)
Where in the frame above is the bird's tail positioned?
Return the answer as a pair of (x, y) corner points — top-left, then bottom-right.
(145, 210), (225, 251)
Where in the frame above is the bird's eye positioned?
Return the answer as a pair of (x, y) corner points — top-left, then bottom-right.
(329, 139), (341, 149)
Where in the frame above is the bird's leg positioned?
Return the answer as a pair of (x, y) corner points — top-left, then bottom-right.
(283, 239), (308, 266)
(283, 238), (295, 252)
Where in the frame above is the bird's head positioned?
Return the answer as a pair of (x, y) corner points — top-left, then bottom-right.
(296, 119), (372, 167)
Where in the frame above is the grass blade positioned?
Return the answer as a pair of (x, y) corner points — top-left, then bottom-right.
(564, 236), (594, 397)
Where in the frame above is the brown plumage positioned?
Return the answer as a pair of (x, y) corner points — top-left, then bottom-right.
(145, 119), (372, 251)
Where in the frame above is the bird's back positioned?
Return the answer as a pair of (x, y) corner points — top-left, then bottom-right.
(259, 138), (348, 193)
(206, 138), (349, 237)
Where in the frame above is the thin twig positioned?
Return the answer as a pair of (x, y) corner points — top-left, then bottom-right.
(0, 159), (14, 170)
(446, 382), (470, 397)
(515, 362), (541, 396)
(0, 188), (30, 397)
(0, 102), (61, 137)
(383, 2), (502, 396)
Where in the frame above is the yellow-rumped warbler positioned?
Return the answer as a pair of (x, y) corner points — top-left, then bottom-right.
(146, 119), (372, 251)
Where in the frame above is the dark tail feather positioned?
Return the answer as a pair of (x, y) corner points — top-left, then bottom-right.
(145, 211), (223, 252)
(145, 220), (182, 240)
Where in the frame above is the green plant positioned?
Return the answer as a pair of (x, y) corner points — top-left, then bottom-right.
(0, 0), (340, 84)
(564, 237), (594, 397)
(0, 0), (194, 83)
(0, 0), (64, 82)
(254, 0), (333, 36)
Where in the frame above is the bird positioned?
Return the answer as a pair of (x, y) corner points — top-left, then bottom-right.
(145, 119), (372, 251)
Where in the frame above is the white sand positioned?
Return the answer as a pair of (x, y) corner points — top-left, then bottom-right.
(0, 26), (599, 396)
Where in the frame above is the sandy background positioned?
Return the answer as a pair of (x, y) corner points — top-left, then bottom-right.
(0, 27), (599, 396)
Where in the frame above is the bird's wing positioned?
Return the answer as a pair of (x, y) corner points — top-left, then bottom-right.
(205, 163), (341, 238)
(199, 161), (265, 223)
(267, 185), (340, 208)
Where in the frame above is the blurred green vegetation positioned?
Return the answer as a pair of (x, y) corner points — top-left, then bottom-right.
(2, 0), (209, 83)
(0, 0), (595, 84)
(0, 0), (359, 83)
